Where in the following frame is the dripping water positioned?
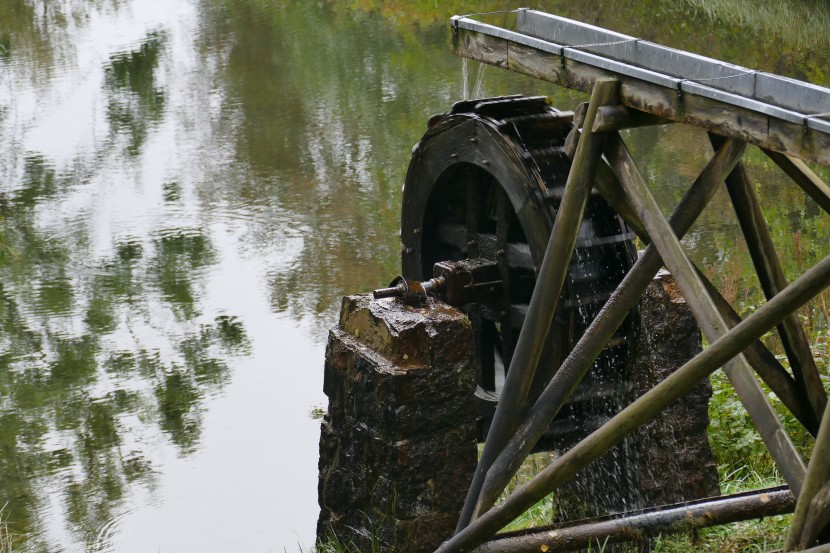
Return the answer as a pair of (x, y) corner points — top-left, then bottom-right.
(462, 57), (468, 99)
(462, 58), (488, 100)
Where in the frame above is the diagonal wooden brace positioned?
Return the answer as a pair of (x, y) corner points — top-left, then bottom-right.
(716, 135), (827, 431)
(606, 132), (807, 496)
(787, 404), (830, 551)
(765, 149), (830, 216)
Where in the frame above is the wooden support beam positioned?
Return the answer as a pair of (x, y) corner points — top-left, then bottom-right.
(697, 267), (818, 432)
(765, 150), (830, 215)
(787, 404), (830, 551)
(715, 134), (828, 428)
(472, 138), (746, 518)
(474, 487), (794, 553)
(455, 77), (620, 532)
(592, 105), (671, 132)
(575, 106), (677, 134)
(606, 133), (807, 496)
(436, 249), (830, 553)
(801, 481), (830, 549)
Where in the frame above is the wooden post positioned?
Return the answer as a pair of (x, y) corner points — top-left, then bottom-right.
(802, 482), (830, 549)
(455, 77), (619, 531)
(434, 251), (830, 553)
(716, 134), (828, 428)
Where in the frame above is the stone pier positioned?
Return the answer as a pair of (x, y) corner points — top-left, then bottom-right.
(627, 269), (721, 507)
(316, 295), (477, 552)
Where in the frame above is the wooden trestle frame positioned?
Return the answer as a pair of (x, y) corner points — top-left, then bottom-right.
(438, 9), (830, 553)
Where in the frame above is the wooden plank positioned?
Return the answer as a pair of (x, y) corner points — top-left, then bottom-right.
(507, 41), (565, 85)
(454, 29), (507, 69)
(452, 27), (830, 168)
(684, 93), (769, 145)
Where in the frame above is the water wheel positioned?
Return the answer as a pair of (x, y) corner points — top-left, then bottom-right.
(400, 95), (637, 446)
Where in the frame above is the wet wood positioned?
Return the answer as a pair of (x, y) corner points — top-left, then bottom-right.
(606, 132), (807, 496)
(474, 487), (794, 553)
(453, 28), (830, 167)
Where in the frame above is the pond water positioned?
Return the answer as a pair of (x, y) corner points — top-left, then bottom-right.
(1, 1), (829, 551)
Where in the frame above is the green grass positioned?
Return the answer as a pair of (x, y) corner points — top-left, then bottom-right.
(0, 503), (14, 553)
(683, 0), (830, 48)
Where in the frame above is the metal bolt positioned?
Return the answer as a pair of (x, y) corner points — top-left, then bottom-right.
(482, 159), (489, 165)
(451, 153), (458, 158)
(470, 137), (478, 144)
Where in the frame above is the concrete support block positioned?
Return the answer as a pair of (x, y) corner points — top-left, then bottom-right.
(317, 295), (477, 552)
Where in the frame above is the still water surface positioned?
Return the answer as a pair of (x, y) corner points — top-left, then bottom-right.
(1, 1), (830, 551)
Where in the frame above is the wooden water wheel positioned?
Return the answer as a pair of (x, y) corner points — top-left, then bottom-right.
(400, 95), (637, 446)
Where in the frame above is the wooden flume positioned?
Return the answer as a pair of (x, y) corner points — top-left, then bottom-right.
(435, 9), (830, 553)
